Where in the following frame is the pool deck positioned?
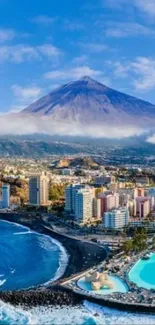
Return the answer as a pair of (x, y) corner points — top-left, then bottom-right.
(59, 248), (155, 312)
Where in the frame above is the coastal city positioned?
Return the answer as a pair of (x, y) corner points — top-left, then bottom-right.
(1, 154), (155, 316)
(2, 0), (155, 323)
(1, 155), (155, 233)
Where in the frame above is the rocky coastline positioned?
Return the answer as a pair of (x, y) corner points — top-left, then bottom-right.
(0, 286), (82, 307)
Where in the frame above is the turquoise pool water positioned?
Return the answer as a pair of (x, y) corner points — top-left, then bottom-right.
(129, 253), (155, 289)
(77, 275), (128, 295)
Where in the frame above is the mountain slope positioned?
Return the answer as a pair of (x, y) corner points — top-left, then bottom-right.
(21, 76), (155, 125)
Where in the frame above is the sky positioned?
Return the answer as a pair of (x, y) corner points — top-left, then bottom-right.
(1, 0), (155, 114)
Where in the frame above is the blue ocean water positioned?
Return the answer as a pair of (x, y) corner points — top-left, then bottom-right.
(0, 220), (155, 324)
(0, 220), (68, 291)
(129, 253), (155, 289)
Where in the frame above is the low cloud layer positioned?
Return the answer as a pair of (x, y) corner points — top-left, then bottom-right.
(146, 134), (155, 144)
(0, 113), (145, 139)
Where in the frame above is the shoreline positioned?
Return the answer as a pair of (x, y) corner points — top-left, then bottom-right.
(0, 212), (107, 307)
(1, 213), (155, 314)
(0, 213), (107, 279)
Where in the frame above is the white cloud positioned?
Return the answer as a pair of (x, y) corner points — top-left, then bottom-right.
(0, 43), (62, 63)
(44, 66), (102, 80)
(131, 57), (155, 90)
(72, 55), (88, 65)
(0, 45), (39, 63)
(146, 134), (155, 143)
(112, 62), (130, 78)
(104, 0), (155, 16)
(135, 0), (155, 16)
(31, 15), (57, 25)
(80, 42), (108, 53)
(0, 28), (15, 43)
(0, 113), (145, 138)
(111, 57), (155, 91)
(105, 22), (155, 37)
(8, 105), (27, 113)
(38, 44), (62, 58)
(12, 85), (42, 102)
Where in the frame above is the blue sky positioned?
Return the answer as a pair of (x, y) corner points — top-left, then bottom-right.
(1, 0), (155, 113)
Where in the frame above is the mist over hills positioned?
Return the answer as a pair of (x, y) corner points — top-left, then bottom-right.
(0, 76), (155, 150)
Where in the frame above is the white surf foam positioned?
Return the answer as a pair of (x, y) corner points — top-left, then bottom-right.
(0, 219), (30, 232)
(0, 300), (37, 324)
(0, 219), (69, 287)
(27, 304), (93, 325)
(36, 232), (69, 285)
(0, 279), (6, 286)
(84, 300), (155, 324)
(13, 231), (33, 235)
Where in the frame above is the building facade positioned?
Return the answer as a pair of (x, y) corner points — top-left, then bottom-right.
(103, 208), (129, 229)
(29, 172), (49, 206)
(93, 198), (102, 220)
(99, 192), (119, 215)
(2, 184), (10, 209)
(74, 188), (93, 224)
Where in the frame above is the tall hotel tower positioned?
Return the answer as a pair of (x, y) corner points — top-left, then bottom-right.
(2, 184), (10, 209)
(29, 172), (49, 206)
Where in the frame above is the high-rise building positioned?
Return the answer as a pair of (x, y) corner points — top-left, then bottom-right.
(93, 198), (102, 220)
(133, 187), (145, 199)
(29, 172), (49, 206)
(65, 184), (85, 213)
(136, 197), (150, 218)
(109, 183), (118, 192)
(127, 200), (136, 217)
(74, 188), (93, 224)
(103, 208), (129, 229)
(2, 184), (10, 209)
(65, 185), (73, 212)
(119, 193), (129, 207)
(99, 192), (119, 215)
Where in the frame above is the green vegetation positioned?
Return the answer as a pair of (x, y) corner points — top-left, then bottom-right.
(122, 228), (148, 254)
(0, 176), (28, 204)
(49, 183), (67, 201)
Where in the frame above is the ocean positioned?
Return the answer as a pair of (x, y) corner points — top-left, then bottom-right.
(0, 219), (155, 324)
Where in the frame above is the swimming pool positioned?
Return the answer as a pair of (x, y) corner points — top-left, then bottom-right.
(77, 275), (128, 295)
(129, 253), (155, 290)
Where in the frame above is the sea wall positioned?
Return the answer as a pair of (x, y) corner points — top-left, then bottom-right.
(0, 286), (82, 307)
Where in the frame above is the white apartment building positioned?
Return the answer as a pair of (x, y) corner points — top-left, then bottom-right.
(74, 188), (93, 224)
(103, 208), (129, 229)
(106, 193), (119, 211)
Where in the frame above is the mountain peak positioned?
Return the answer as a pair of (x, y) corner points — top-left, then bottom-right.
(80, 76), (94, 81)
(21, 77), (155, 125)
